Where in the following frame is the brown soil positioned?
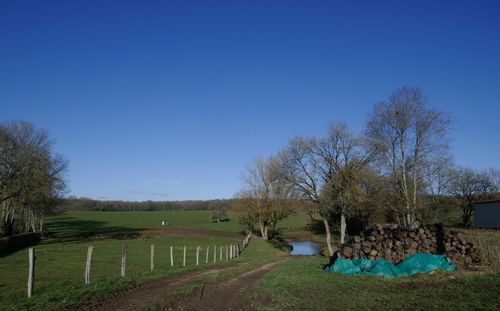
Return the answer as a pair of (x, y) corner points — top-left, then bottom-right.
(138, 228), (241, 240)
(169, 261), (283, 311)
(62, 264), (241, 311)
(62, 261), (283, 311)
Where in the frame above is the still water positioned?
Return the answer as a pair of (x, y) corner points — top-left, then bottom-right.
(290, 241), (321, 256)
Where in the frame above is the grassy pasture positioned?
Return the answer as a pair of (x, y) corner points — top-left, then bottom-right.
(45, 211), (242, 237)
(2, 210), (499, 311)
(0, 210), (311, 310)
(0, 235), (237, 311)
(251, 256), (500, 310)
(44, 211), (312, 239)
(0, 211), (251, 311)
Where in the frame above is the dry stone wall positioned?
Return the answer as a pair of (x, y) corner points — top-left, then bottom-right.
(339, 224), (480, 265)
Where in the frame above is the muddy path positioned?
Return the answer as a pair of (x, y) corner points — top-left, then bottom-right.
(62, 260), (283, 311)
(62, 264), (243, 311)
(169, 261), (284, 311)
(138, 228), (241, 240)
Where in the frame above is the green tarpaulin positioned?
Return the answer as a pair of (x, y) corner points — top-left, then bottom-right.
(325, 253), (456, 278)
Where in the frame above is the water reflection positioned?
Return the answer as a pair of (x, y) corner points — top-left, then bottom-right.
(290, 241), (321, 256)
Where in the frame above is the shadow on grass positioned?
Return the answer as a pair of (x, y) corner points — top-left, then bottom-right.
(307, 218), (326, 235)
(43, 214), (142, 245)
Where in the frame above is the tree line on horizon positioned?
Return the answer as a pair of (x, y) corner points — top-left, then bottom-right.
(1, 87), (499, 240)
(56, 197), (236, 213)
(236, 86), (500, 257)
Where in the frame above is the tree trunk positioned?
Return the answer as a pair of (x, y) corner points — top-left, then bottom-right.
(462, 203), (473, 228)
(400, 136), (411, 225)
(340, 213), (346, 244)
(412, 157), (418, 224)
(259, 221), (267, 239)
(40, 217), (44, 238)
(322, 216), (334, 257)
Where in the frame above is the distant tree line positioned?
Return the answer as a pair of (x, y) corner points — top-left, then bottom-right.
(237, 87), (499, 256)
(56, 197), (237, 212)
(0, 121), (67, 237)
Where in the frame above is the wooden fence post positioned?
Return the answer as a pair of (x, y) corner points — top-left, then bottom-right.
(170, 246), (174, 267)
(85, 245), (93, 284)
(205, 246), (209, 264)
(121, 245), (127, 277)
(213, 245), (217, 263)
(225, 245), (228, 261)
(183, 246), (186, 267)
(229, 244), (233, 259)
(150, 244), (155, 272)
(27, 248), (35, 298)
(220, 245), (222, 261)
(236, 244), (239, 257)
(196, 246), (200, 266)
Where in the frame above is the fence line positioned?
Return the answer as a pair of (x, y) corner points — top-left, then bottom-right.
(25, 233), (252, 297)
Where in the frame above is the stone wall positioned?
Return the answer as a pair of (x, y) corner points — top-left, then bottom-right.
(339, 224), (480, 265)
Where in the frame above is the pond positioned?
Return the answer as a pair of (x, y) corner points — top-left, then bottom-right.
(289, 241), (321, 256)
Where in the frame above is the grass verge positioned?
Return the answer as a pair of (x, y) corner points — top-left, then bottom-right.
(251, 255), (500, 311)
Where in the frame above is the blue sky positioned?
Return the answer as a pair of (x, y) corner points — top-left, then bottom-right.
(1, 0), (499, 201)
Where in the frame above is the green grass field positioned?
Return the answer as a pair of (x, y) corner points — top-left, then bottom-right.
(0, 211), (252, 311)
(44, 210), (312, 238)
(1, 210), (499, 311)
(0, 210), (310, 311)
(251, 256), (500, 310)
(0, 235), (238, 311)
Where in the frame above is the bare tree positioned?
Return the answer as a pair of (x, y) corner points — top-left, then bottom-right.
(424, 155), (455, 198)
(315, 123), (374, 244)
(365, 87), (451, 225)
(210, 201), (227, 223)
(237, 155), (290, 239)
(277, 137), (334, 253)
(486, 168), (500, 191)
(277, 124), (374, 255)
(0, 121), (67, 236)
(448, 167), (497, 227)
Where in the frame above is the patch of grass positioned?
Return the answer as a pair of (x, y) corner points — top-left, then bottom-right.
(44, 211), (244, 238)
(0, 211), (308, 311)
(150, 237), (288, 310)
(252, 255), (500, 311)
(0, 235), (236, 311)
(44, 211), (316, 240)
(463, 229), (500, 271)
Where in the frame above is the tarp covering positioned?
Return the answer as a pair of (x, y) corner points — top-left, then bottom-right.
(325, 253), (456, 278)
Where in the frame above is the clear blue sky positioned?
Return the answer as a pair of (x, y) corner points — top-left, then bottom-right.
(1, 1), (499, 201)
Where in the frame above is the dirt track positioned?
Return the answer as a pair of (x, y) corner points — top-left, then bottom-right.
(62, 261), (282, 311)
(139, 228), (241, 240)
(62, 264), (241, 311)
(170, 261), (282, 311)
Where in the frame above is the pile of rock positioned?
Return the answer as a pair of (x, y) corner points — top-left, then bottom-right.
(340, 224), (480, 265)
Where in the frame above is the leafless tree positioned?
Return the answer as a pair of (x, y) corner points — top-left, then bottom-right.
(448, 167), (497, 227)
(277, 124), (374, 255)
(365, 87), (451, 226)
(486, 168), (500, 191)
(237, 155), (291, 239)
(276, 137), (334, 251)
(315, 123), (375, 244)
(0, 121), (67, 236)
